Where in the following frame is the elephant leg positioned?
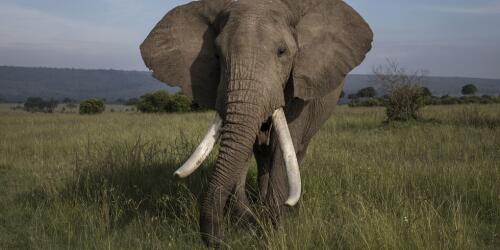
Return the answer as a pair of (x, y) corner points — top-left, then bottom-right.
(265, 142), (309, 223)
(254, 143), (271, 200)
(265, 84), (344, 222)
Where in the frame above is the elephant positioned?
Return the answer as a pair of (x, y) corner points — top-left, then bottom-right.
(140, 0), (373, 246)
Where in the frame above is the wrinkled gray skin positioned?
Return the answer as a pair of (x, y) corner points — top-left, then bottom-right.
(141, 0), (372, 246)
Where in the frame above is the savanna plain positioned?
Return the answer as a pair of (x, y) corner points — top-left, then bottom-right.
(0, 104), (499, 249)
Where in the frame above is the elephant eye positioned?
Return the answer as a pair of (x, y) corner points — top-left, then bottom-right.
(278, 46), (287, 57)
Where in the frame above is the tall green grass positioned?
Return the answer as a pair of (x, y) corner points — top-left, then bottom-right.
(0, 104), (499, 249)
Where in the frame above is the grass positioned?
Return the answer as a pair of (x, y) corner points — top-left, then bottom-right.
(0, 104), (499, 249)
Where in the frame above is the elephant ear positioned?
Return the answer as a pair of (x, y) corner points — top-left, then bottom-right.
(290, 0), (373, 100)
(140, 0), (231, 109)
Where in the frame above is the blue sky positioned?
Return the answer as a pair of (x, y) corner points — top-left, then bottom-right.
(1, 0), (499, 78)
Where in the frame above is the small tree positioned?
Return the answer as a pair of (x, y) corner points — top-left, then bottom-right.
(373, 60), (427, 121)
(171, 92), (192, 112)
(136, 91), (194, 113)
(137, 90), (171, 113)
(79, 99), (105, 114)
(462, 84), (478, 96)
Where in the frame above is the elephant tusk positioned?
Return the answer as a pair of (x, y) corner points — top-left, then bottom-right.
(272, 108), (302, 207)
(174, 113), (223, 178)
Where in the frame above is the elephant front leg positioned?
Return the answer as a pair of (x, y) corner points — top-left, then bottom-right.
(254, 143), (271, 200)
(265, 142), (309, 223)
(264, 88), (340, 221)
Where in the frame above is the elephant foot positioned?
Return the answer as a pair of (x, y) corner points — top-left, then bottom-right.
(200, 214), (222, 248)
(265, 187), (289, 226)
(228, 187), (255, 225)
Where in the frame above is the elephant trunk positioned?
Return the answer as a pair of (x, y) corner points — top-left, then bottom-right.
(200, 86), (263, 245)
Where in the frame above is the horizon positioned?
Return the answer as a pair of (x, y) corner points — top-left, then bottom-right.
(2, 65), (500, 80)
(1, 1), (500, 79)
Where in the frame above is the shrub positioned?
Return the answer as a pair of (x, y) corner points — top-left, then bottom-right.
(136, 91), (194, 113)
(462, 84), (478, 95)
(171, 93), (192, 113)
(385, 84), (424, 121)
(137, 91), (171, 113)
(79, 99), (105, 115)
(373, 60), (427, 121)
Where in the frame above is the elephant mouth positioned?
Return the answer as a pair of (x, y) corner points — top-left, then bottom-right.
(257, 117), (273, 144)
(174, 108), (302, 206)
(260, 117), (272, 132)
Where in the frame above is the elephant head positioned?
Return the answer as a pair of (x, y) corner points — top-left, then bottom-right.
(140, 0), (372, 245)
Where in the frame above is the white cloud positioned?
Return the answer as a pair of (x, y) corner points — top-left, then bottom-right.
(432, 2), (500, 14)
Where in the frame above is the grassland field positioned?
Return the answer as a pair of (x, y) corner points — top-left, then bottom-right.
(0, 103), (499, 249)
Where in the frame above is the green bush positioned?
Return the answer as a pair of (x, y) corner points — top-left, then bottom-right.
(385, 84), (425, 121)
(136, 91), (194, 113)
(137, 91), (171, 113)
(372, 60), (428, 122)
(462, 84), (478, 95)
(79, 99), (105, 115)
(171, 93), (192, 113)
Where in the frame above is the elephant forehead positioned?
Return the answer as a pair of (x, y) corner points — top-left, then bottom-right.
(226, 0), (291, 18)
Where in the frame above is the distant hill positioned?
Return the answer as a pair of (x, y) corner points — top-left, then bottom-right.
(0, 66), (177, 102)
(0, 66), (499, 102)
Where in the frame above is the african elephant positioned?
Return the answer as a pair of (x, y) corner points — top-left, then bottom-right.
(140, 0), (372, 245)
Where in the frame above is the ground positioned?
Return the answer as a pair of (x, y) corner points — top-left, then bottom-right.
(0, 104), (499, 249)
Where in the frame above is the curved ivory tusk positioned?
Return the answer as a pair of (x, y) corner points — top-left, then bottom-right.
(272, 108), (301, 207)
(174, 113), (223, 178)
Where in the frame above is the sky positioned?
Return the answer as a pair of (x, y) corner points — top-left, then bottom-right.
(0, 0), (499, 79)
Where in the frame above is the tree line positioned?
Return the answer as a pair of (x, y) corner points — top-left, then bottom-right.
(347, 84), (500, 108)
(20, 91), (206, 115)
